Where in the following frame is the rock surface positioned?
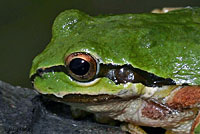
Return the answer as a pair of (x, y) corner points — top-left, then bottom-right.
(0, 81), (166, 134)
(0, 81), (125, 134)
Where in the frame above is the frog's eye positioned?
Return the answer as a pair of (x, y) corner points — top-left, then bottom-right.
(65, 52), (97, 82)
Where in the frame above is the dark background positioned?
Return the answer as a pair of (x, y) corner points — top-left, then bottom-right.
(0, 0), (199, 88)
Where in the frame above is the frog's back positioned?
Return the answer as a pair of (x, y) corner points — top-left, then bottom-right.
(32, 7), (200, 85)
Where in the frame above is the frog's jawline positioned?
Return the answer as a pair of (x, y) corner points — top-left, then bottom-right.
(31, 64), (176, 87)
(44, 93), (138, 103)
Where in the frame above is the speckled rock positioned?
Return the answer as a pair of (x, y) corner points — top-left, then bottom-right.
(0, 81), (125, 134)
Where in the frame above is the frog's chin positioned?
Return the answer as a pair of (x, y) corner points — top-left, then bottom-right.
(43, 93), (138, 104)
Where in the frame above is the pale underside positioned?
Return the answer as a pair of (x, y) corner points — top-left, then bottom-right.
(63, 85), (200, 134)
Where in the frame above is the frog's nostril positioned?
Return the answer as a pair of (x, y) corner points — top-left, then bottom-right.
(37, 68), (44, 76)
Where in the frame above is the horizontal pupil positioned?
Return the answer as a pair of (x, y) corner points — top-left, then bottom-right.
(69, 58), (90, 75)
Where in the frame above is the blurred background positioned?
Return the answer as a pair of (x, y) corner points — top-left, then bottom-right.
(0, 0), (199, 88)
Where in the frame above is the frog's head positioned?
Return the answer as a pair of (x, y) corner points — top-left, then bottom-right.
(30, 9), (200, 99)
(30, 10), (143, 98)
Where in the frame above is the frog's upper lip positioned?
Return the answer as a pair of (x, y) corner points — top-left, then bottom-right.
(43, 93), (138, 104)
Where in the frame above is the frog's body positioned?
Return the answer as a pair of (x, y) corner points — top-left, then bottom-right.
(30, 7), (200, 134)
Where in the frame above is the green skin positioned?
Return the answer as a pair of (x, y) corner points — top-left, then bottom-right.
(31, 7), (200, 95)
(30, 7), (200, 133)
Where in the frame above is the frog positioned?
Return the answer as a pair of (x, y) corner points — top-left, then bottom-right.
(30, 7), (200, 134)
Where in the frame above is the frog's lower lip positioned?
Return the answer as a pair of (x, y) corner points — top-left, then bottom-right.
(44, 94), (137, 103)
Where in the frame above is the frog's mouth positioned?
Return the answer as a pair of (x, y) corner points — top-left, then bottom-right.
(44, 93), (138, 104)
(31, 63), (176, 87)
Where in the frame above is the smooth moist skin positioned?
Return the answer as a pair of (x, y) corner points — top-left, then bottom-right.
(30, 8), (200, 133)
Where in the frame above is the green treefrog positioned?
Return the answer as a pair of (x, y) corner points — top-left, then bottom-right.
(30, 7), (200, 134)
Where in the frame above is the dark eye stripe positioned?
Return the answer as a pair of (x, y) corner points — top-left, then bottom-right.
(97, 64), (176, 87)
(30, 64), (176, 87)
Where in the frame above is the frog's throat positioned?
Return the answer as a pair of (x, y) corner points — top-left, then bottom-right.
(30, 64), (176, 87)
